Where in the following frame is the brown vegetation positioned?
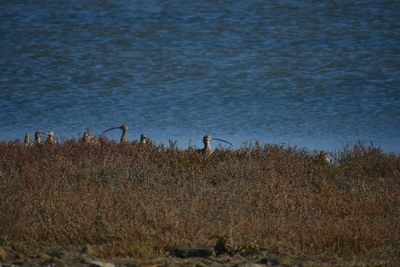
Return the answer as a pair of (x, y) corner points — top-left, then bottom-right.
(0, 139), (399, 263)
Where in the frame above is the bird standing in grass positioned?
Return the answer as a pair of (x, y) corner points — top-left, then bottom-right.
(34, 131), (43, 145)
(45, 131), (57, 144)
(315, 151), (331, 165)
(24, 133), (32, 147)
(140, 134), (150, 145)
(103, 124), (128, 144)
(82, 131), (98, 144)
(196, 134), (232, 156)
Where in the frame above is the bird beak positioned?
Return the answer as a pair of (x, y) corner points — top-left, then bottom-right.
(102, 126), (121, 133)
(212, 138), (232, 146)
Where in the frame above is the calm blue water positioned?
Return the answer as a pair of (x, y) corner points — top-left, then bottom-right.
(1, 1), (399, 152)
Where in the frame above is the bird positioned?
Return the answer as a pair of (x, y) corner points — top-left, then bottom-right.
(24, 133), (32, 147)
(196, 134), (232, 156)
(140, 134), (150, 145)
(314, 151), (331, 165)
(81, 131), (98, 144)
(102, 124), (128, 144)
(45, 131), (57, 144)
(34, 131), (43, 145)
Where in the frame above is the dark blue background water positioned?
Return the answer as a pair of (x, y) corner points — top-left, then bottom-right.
(1, 1), (399, 152)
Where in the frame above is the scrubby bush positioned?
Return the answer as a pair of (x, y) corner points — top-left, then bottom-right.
(0, 140), (399, 261)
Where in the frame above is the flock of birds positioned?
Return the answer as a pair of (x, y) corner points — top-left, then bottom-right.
(22, 123), (331, 163)
(21, 123), (235, 157)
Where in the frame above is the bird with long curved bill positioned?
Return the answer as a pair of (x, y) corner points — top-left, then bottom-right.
(102, 124), (129, 144)
(196, 134), (232, 156)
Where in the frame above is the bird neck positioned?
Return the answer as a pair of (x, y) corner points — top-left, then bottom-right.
(121, 129), (128, 143)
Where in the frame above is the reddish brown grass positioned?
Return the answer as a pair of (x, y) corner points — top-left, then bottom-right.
(0, 139), (399, 262)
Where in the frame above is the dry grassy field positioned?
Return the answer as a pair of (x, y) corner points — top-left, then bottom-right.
(0, 139), (399, 264)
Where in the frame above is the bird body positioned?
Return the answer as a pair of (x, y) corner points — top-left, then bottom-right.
(24, 133), (32, 147)
(140, 134), (150, 145)
(315, 151), (331, 165)
(34, 131), (42, 145)
(82, 132), (98, 144)
(45, 131), (57, 144)
(198, 135), (212, 156)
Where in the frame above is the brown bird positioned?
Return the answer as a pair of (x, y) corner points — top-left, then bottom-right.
(140, 134), (150, 145)
(81, 131), (98, 144)
(24, 133), (32, 147)
(196, 134), (232, 156)
(315, 151), (331, 165)
(45, 131), (57, 144)
(34, 131), (43, 145)
(102, 124), (128, 143)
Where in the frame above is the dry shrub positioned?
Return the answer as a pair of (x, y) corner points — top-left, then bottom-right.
(0, 140), (399, 262)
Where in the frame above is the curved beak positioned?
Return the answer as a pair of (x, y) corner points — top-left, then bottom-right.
(102, 126), (122, 134)
(212, 137), (232, 146)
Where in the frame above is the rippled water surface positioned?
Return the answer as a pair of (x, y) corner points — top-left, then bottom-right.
(1, 1), (399, 151)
